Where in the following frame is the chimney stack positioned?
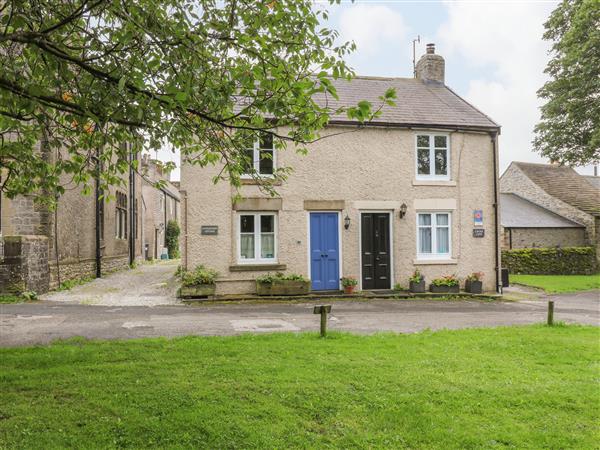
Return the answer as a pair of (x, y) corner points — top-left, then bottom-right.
(416, 43), (445, 84)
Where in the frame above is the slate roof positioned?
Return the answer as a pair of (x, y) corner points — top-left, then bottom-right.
(584, 175), (600, 190)
(315, 76), (499, 130)
(513, 162), (600, 217)
(500, 193), (584, 228)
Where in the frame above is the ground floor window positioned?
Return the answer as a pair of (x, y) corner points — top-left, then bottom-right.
(238, 213), (276, 263)
(116, 191), (127, 239)
(417, 212), (451, 258)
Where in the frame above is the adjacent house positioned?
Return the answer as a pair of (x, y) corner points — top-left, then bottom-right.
(141, 155), (181, 259)
(1, 143), (144, 294)
(181, 44), (503, 294)
(500, 193), (586, 249)
(500, 162), (600, 258)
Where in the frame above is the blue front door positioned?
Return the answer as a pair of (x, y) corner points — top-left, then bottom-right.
(310, 213), (340, 291)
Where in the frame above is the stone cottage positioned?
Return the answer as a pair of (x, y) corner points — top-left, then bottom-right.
(0, 143), (145, 294)
(141, 155), (181, 260)
(500, 162), (600, 258)
(181, 45), (503, 294)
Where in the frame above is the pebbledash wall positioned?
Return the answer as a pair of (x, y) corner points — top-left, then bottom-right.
(181, 126), (500, 294)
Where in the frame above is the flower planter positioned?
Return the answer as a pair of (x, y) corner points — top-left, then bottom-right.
(179, 284), (216, 299)
(429, 284), (460, 294)
(344, 285), (356, 295)
(256, 280), (311, 296)
(465, 280), (483, 294)
(409, 280), (426, 293)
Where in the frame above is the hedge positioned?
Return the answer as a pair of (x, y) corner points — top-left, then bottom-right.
(502, 247), (598, 275)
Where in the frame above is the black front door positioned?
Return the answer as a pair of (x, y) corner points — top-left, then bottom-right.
(361, 213), (391, 290)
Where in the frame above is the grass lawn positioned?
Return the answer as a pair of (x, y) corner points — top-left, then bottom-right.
(511, 274), (600, 293)
(0, 295), (23, 304)
(1, 326), (598, 449)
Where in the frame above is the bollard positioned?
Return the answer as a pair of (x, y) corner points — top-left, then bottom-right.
(313, 305), (332, 337)
(547, 300), (554, 326)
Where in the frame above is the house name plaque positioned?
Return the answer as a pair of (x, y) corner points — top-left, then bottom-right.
(201, 226), (219, 235)
(472, 229), (485, 238)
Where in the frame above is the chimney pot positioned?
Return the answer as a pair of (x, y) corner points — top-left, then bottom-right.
(426, 43), (435, 54)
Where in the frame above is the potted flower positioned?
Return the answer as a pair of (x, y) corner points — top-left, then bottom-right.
(409, 269), (425, 293)
(256, 272), (311, 296)
(429, 275), (460, 293)
(340, 276), (358, 294)
(465, 272), (484, 294)
(179, 265), (218, 298)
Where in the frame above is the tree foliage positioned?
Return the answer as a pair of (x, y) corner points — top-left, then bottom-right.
(0, 0), (395, 201)
(165, 219), (180, 259)
(533, 0), (600, 166)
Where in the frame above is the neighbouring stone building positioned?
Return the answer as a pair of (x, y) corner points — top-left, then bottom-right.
(181, 44), (503, 294)
(500, 162), (600, 258)
(1, 143), (144, 294)
(500, 193), (586, 249)
(1, 146), (181, 294)
(141, 155), (181, 259)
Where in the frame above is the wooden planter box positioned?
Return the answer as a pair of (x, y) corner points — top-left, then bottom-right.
(256, 280), (311, 296)
(465, 280), (483, 294)
(409, 280), (426, 293)
(180, 284), (216, 299)
(429, 284), (460, 294)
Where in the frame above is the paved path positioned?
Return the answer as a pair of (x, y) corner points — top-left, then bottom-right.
(1, 290), (598, 346)
(42, 260), (180, 306)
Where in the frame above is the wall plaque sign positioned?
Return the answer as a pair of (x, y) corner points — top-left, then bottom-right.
(201, 225), (219, 235)
(473, 210), (483, 227)
(473, 228), (485, 238)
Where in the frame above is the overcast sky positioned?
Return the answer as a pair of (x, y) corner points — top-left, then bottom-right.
(158, 0), (596, 181)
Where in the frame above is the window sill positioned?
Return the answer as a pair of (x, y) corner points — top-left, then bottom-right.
(240, 178), (281, 186)
(229, 263), (287, 272)
(413, 258), (457, 265)
(412, 180), (456, 186)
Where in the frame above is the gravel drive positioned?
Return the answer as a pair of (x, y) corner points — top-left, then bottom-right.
(42, 260), (180, 306)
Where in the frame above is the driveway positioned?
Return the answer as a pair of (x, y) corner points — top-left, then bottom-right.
(42, 260), (180, 306)
(1, 290), (598, 346)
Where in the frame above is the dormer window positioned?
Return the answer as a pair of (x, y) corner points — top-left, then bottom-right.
(415, 134), (450, 180)
(242, 134), (274, 177)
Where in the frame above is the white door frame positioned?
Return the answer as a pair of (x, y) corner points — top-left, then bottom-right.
(358, 210), (394, 291)
(306, 211), (343, 291)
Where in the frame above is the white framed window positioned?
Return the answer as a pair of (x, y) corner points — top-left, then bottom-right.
(238, 212), (277, 263)
(415, 134), (450, 180)
(417, 212), (451, 259)
(242, 134), (275, 178)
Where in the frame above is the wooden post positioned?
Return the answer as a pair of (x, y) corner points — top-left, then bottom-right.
(313, 305), (332, 338)
(547, 301), (554, 326)
(320, 308), (327, 337)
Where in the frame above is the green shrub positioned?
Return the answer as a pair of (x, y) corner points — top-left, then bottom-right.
(431, 275), (459, 287)
(502, 247), (598, 275)
(165, 220), (180, 259)
(181, 265), (218, 286)
(393, 283), (406, 291)
(256, 272), (308, 283)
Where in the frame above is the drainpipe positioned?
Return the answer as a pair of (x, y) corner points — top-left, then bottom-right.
(94, 147), (102, 278)
(128, 143), (136, 265)
(490, 131), (502, 293)
(181, 190), (188, 270)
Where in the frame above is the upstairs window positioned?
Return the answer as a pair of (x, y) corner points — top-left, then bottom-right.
(416, 134), (449, 180)
(238, 213), (276, 263)
(242, 134), (274, 177)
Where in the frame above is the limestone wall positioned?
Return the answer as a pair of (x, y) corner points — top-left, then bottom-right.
(0, 235), (49, 294)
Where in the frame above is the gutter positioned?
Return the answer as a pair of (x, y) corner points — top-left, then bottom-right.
(326, 120), (501, 134)
(490, 131), (502, 293)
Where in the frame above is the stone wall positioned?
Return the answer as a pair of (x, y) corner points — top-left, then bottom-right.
(48, 254), (129, 289)
(0, 235), (49, 294)
(502, 227), (587, 250)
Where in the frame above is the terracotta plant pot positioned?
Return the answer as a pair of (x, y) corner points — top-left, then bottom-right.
(344, 285), (356, 295)
(409, 280), (426, 293)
